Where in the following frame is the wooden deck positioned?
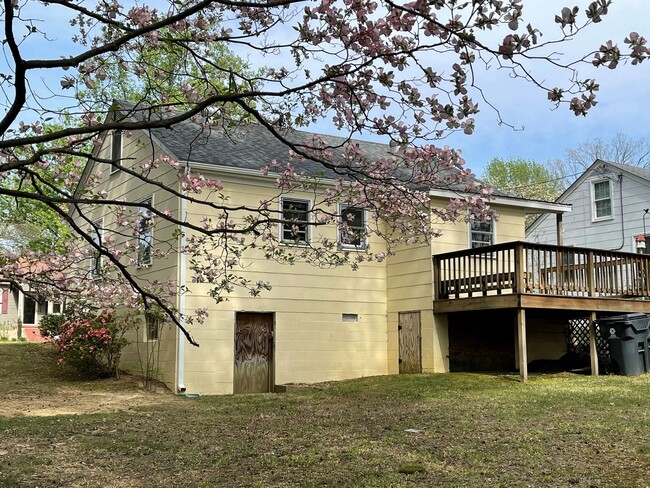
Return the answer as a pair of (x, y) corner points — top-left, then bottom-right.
(433, 241), (650, 312)
(432, 242), (650, 381)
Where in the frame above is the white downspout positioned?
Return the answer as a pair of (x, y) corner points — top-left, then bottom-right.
(176, 165), (189, 393)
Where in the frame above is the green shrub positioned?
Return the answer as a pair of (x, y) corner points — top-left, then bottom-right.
(38, 314), (66, 340)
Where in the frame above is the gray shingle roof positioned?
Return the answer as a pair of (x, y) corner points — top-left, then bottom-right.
(151, 118), (392, 181)
(605, 161), (650, 181)
(118, 101), (513, 196)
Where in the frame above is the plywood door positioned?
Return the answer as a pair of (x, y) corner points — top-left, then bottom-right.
(234, 312), (274, 394)
(399, 311), (422, 374)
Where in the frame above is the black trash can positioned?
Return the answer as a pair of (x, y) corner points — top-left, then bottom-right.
(598, 313), (650, 376)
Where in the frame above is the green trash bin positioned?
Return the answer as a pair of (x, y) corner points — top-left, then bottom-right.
(598, 313), (650, 376)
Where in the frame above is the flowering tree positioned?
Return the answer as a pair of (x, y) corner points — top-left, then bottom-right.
(481, 157), (565, 226)
(0, 0), (646, 345)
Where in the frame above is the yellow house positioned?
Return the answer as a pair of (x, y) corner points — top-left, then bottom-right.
(74, 110), (577, 395)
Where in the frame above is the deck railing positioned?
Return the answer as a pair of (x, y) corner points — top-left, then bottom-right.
(432, 241), (650, 300)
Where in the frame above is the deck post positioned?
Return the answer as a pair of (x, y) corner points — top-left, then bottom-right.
(589, 311), (599, 376)
(515, 242), (526, 293)
(587, 251), (595, 297)
(556, 214), (563, 246)
(517, 308), (528, 382)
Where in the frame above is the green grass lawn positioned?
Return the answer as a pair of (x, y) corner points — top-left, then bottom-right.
(1, 343), (649, 487)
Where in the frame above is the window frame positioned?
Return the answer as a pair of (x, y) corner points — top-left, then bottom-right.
(591, 179), (613, 221)
(110, 130), (122, 175)
(137, 196), (154, 267)
(280, 197), (310, 244)
(468, 213), (496, 249)
(90, 219), (103, 279)
(22, 296), (37, 325)
(338, 204), (367, 250)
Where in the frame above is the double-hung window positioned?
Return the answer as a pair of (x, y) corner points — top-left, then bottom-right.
(339, 205), (366, 249)
(91, 220), (103, 278)
(469, 214), (494, 249)
(138, 197), (154, 266)
(110, 131), (122, 174)
(281, 198), (309, 243)
(592, 180), (612, 220)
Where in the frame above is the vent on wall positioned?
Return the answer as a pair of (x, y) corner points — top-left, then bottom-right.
(342, 313), (359, 323)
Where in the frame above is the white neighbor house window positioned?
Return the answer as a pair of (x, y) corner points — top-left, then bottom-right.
(90, 219), (103, 278)
(281, 198), (310, 243)
(110, 130), (122, 174)
(469, 214), (495, 248)
(592, 180), (613, 220)
(138, 197), (154, 266)
(338, 205), (366, 249)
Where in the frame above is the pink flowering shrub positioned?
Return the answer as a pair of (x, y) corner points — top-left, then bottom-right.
(55, 310), (129, 378)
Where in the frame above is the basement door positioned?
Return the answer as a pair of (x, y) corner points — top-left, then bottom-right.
(398, 311), (422, 374)
(234, 312), (274, 394)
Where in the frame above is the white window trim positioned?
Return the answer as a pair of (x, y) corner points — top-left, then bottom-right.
(91, 219), (103, 279)
(110, 130), (122, 175)
(338, 204), (367, 250)
(137, 196), (154, 267)
(468, 213), (497, 249)
(590, 179), (614, 222)
(280, 197), (311, 245)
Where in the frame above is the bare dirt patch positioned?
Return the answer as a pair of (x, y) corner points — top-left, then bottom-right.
(0, 380), (175, 417)
(0, 343), (179, 417)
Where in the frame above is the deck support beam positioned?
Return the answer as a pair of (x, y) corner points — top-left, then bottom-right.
(517, 308), (528, 382)
(589, 311), (599, 376)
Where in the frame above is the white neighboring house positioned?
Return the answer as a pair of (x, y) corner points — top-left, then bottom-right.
(527, 160), (650, 252)
(0, 283), (62, 341)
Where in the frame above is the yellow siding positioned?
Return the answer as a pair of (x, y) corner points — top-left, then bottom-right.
(426, 199), (527, 372)
(430, 198), (526, 255)
(182, 180), (389, 395)
(386, 241), (434, 374)
(76, 131), (180, 390)
(432, 313), (449, 372)
(74, 133), (533, 394)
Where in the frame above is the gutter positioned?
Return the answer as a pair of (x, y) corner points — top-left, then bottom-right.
(427, 188), (572, 214)
(176, 164), (189, 393)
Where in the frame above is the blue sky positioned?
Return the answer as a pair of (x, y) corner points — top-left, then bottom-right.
(11, 1), (650, 179)
(435, 1), (650, 177)
(301, 2), (650, 177)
